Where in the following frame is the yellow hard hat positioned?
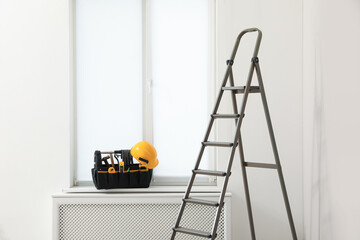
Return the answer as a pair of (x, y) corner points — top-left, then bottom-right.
(130, 141), (159, 169)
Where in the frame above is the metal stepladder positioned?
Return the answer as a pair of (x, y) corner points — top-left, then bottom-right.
(171, 28), (297, 240)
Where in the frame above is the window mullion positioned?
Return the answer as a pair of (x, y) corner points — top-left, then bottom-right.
(142, 0), (153, 144)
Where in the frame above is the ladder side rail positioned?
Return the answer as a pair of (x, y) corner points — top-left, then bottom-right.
(237, 133), (256, 239)
(211, 62), (256, 239)
(228, 68), (238, 115)
(170, 65), (232, 240)
(186, 64), (232, 194)
(254, 62), (298, 240)
(228, 68), (256, 240)
(192, 60), (232, 176)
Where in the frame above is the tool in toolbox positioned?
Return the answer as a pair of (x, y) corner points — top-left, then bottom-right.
(94, 150), (134, 173)
(171, 28), (298, 240)
(91, 142), (158, 189)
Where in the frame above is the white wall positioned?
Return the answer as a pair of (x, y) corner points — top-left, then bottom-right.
(216, 0), (303, 239)
(0, 0), (303, 239)
(303, 0), (360, 239)
(0, 0), (70, 239)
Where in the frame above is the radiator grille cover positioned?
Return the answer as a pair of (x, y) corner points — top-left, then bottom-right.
(58, 202), (226, 240)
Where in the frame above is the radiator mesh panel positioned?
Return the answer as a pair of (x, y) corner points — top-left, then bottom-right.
(58, 203), (225, 240)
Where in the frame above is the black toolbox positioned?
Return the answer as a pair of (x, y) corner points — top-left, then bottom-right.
(91, 150), (152, 189)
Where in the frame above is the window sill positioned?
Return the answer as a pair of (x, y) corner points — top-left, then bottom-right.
(62, 185), (222, 194)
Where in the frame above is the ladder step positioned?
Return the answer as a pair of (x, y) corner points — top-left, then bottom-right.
(193, 169), (227, 177)
(173, 227), (212, 238)
(183, 198), (220, 207)
(211, 114), (241, 119)
(222, 86), (260, 93)
(244, 162), (278, 169)
(202, 141), (234, 147)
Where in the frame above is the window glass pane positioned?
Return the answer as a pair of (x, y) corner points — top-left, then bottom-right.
(151, 0), (210, 178)
(76, 0), (143, 181)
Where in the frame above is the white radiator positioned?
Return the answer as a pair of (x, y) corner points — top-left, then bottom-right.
(53, 193), (231, 240)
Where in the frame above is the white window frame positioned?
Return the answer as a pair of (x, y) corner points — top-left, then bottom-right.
(69, 0), (218, 188)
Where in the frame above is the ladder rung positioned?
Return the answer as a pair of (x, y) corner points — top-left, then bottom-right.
(202, 141), (234, 147)
(173, 227), (212, 238)
(193, 169), (227, 177)
(183, 198), (220, 207)
(244, 162), (278, 169)
(222, 86), (260, 93)
(211, 114), (241, 119)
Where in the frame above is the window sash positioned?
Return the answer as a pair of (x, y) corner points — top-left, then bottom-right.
(71, 0), (216, 187)
(74, 0), (143, 182)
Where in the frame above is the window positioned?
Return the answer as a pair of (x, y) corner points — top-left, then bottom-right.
(73, 0), (214, 186)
